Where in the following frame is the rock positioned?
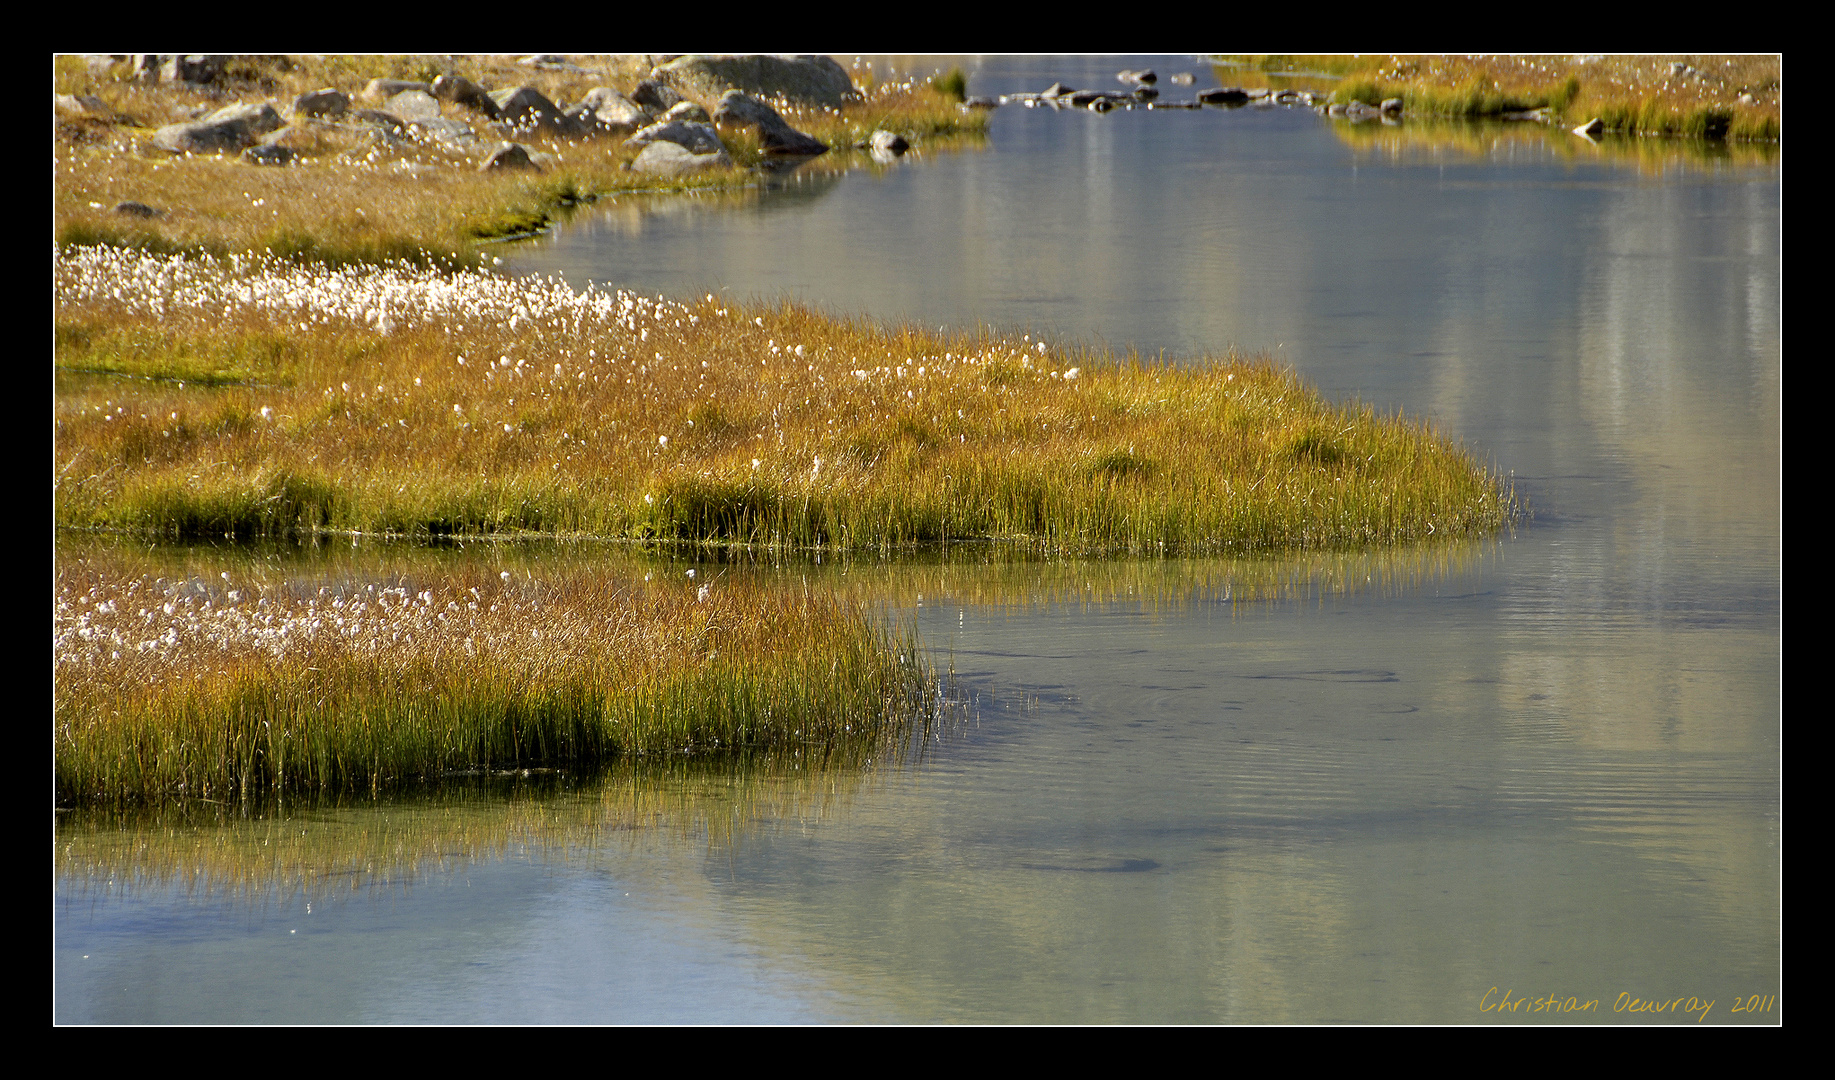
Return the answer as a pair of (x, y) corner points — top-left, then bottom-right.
(1133, 86), (1159, 102)
(364, 78), (430, 102)
(580, 87), (647, 132)
(432, 75), (499, 118)
(113, 200), (159, 218)
(143, 55), (229, 85)
(479, 142), (538, 171)
(868, 129), (908, 155)
(350, 109), (407, 136)
(630, 79), (684, 115)
(710, 90), (826, 156)
(1117, 68), (1157, 85)
(242, 144), (293, 165)
(1068, 90), (1130, 106)
(55, 94), (117, 120)
(385, 89), (442, 122)
(661, 100), (712, 124)
(1197, 88), (1249, 105)
(1381, 97), (1404, 115)
(489, 86), (584, 135)
(1169, 72), (1195, 86)
(290, 87), (349, 119)
(652, 54), (856, 108)
(628, 140), (731, 176)
(1089, 98), (1114, 112)
(1739, 92), (1756, 106)
(963, 95), (1001, 109)
(151, 101), (283, 153)
(1573, 117), (1604, 138)
(521, 54), (567, 67)
(623, 119), (726, 156)
(411, 116), (476, 145)
(1042, 81), (1075, 98)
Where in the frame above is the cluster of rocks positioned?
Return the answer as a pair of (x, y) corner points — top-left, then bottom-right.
(991, 74), (1335, 114)
(103, 54), (885, 178)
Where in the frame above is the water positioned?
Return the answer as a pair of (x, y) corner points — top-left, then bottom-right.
(54, 56), (1781, 1024)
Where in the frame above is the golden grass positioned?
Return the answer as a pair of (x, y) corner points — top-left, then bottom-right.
(54, 542), (939, 806)
(1222, 54), (1781, 142)
(52, 54), (988, 265)
(54, 247), (1516, 554)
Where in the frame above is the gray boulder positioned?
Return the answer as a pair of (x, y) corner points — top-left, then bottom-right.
(710, 90), (826, 156)
(489, 86), (585, 135)
(432, 75), (500, 118)
(385, 89), (442, 122)
(242, 144), (293, 165)
(55, 93), (113, 117)
(480, 142), (538, 171)
(1573, 117), (1604, 138)
(580, 87), (647, 132)
(630, 79), (684, 115)
(290, 87), (349, 119)
(628, 140), (731, 176)
(661, 100), (712, 124)
(1381, 97), (1404, 115)
(151, 101), (283, 153)
(1198, 88), (1249, 105)
(412, 116), (477, 145)
(364, 78), (430, 102)
(652, 54), (855, 108)
(350, 109), (407, 137)
(624, 119), (725, 156)
(868, 130), (908, 155)
(138, 55), (229, 85)
(1117, 68), (1157, 85)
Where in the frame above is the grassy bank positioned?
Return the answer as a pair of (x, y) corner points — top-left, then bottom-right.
(54, 247), (1516, 553)
(1225, 54), (1780, 142)
(53, 54), (987, 266)
(55, 550), (938, 806)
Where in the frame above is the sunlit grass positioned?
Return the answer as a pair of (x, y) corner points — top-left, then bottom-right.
(52, 54), (987, 265)
(54, 546), (939, 806)
(1221, 54), (1780, 142)
(55, 247), (1516, 553)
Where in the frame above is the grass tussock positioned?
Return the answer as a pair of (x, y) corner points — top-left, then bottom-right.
(55, 247), (1516, 554)
(1224, 54), (1780, 142)
(54, 552), (938, 807)
(53, 54), (987, 265)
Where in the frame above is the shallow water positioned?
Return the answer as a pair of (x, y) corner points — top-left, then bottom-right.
(54, 55), (1780, 1024)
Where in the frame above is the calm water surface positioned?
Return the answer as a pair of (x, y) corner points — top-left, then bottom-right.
(55, 56), (1780, 1023)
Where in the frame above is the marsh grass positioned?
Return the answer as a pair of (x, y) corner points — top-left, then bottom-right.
(55, 248), (1515, 554)
(54, 548), (939, 806)
(53, 54), (987, 264)
(1226, 54), (1780, 142)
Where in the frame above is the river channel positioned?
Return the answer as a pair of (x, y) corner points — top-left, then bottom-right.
(54, 56), (1780, 1023)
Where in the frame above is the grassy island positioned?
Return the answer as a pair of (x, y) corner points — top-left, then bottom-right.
(55, 549), (936, 806)
(55, 247), (1514, 554)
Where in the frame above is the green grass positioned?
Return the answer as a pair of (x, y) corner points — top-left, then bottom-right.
(55, 247), (1517, 555)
